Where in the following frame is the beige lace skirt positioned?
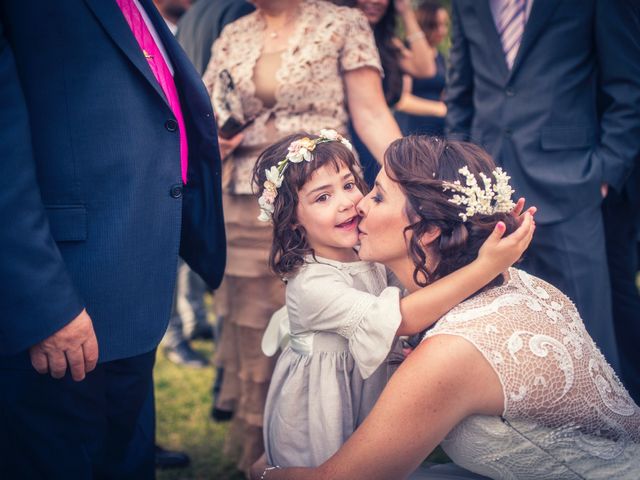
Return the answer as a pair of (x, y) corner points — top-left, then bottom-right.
(215, 193), (285, 473)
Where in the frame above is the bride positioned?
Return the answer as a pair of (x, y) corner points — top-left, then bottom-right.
(251, 136), (640, 480)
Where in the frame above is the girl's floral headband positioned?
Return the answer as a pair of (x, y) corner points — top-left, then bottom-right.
(442, 166), (515, 222)
(257, 129), (353, 222)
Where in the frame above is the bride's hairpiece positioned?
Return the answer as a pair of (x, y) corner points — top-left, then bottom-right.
(257, 129), (352, 222)
(442, 166), (515, 222)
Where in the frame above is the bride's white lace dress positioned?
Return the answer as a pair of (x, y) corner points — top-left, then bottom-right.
(414, 268), (640, 480)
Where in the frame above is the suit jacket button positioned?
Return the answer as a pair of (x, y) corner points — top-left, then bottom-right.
(505, 88), (515, 97)
(170, 184), (183, 198)
(504, 128), (513, 137)
(165, 119), (178, 132)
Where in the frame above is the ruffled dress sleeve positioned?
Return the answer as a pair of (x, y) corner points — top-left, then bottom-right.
(288, 262), (401, 379)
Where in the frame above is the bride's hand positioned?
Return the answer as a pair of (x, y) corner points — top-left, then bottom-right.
(511, 197), (537, 223)
(250, 454), (269, 480)
(478, 211), (536, 270)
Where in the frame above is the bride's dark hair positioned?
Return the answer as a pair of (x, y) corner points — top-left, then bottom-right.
(384, 136), (520, 288)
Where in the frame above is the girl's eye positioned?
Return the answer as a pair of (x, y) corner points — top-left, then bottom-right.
(316, 194), (329, 203)
(344, 181), (355, 190)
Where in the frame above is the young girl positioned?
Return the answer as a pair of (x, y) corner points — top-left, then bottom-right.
(252, 130), (535, 468)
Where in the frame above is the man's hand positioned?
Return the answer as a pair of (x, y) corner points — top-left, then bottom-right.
(29, 309), (99, 381)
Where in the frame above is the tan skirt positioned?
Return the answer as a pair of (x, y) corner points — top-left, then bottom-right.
(215, 193), (286, 474)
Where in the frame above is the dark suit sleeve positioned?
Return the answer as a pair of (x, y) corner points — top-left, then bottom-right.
(593, 0), (640, 191)
(445, 0), (475, 140)
(0, 20), (85, 355)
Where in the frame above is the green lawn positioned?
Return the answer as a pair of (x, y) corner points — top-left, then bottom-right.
(155, 340), (244, 480)
(154, 338), (449, 479)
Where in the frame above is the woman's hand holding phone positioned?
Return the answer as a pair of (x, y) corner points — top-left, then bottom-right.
(218, 132), (244, 160)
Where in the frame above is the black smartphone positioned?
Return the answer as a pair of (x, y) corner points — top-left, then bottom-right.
(218, 116), (254, 139)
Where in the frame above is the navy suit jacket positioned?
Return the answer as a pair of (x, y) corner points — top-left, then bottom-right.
(0, 0), (226, 361)
(446, 0), (640, 223)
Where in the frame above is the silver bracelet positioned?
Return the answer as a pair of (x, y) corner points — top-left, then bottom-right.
(260, 465), (281, 480)
(406, 31), (426, 43)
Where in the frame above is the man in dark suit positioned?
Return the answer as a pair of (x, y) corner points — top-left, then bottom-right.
(603, 165), (640, 403)
(446, 0), (640, 371)
(176, 0), (254, 76)
(0, 0), (225, 477)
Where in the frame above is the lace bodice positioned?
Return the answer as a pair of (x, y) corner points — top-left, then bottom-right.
(423, 268), (640, 479)
(202, 0), (382, 194)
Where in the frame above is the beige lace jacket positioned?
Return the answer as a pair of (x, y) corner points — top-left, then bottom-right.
(202, 0), (382, 194)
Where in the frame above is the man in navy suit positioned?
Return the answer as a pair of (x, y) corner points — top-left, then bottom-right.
(603, 165), (640, 403)
(446, 0), (640, 371)
(0, 0), (225, 477)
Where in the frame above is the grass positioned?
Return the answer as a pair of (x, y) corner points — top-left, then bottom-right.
(155, 339), (244, 480)
(154, 338), (450, 479)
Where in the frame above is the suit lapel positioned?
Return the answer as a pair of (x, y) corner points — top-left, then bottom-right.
(83, 0), (168, 106)
(474, 0), (510, 82)
(508, 0), (561, 79)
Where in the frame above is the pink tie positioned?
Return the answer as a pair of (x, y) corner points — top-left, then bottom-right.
(498, 0), (526, 70)
(116, 0), (188, 183)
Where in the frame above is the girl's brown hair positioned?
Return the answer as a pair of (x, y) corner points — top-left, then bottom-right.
(252, 132), (367, 278)
(384, 136), (519, 288)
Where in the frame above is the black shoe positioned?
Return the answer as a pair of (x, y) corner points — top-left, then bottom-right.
(164, 342), (209, 368)
(155, 445), (190, 470)
(188, 323), (215, 341)
(211, 406), (234, 422)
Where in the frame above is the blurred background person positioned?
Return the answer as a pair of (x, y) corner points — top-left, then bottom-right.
(446, 0), (640, 373)
(202, 0), (402, 474)
(176, 0), (255, 424)
(153, 0), (191, 33)
(604, 162), (640, 404)
(177, 0), (255, 75)
(395, 0), (449, 136)
(334, 0), (438, 186)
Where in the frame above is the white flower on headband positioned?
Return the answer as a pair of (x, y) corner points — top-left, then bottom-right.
(265, 165), (283, 188)
(442, 166), (515, 222)
(258, 195), (275, 222)
(287, 137), (316, 163)
(257, 129), (352, 222)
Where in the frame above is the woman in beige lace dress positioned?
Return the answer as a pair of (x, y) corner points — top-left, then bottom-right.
(252, 137), (640, 480)
(202, 0), (402, 473)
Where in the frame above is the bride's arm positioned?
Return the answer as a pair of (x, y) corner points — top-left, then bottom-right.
(396, 212), (534, 336)
(253, 335), (504, 480)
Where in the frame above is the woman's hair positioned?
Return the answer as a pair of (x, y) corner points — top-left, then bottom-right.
(252, 132), (368, 278)
(415, 0), (443, 36)
(333, 0), (403, 106)
(384, 136), (519, 288)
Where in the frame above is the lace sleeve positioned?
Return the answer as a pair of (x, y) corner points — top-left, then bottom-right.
(202, 28), (228, 97)
(338, 8), (383, 75)
(423, 269), (640, 443)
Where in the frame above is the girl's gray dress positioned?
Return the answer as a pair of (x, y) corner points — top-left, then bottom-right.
(263, 256), (402, 467)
